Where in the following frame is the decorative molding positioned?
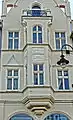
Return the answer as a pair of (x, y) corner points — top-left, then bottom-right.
(6, 55), (20, 66)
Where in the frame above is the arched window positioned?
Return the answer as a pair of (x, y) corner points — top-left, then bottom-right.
(44, 113), (69, 120)
(33, 25), (42, 43)
(32, 4), (41, 16)
(9, 113), (34, 120)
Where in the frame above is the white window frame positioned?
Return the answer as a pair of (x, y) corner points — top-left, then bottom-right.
(55, 32), (66, 50)
(57, 69), (69, 90)
(32, 64), (45, 85)
(33, 25), (42, 43)
(8, 31), (20, 50)
(6, 69), (20, 91)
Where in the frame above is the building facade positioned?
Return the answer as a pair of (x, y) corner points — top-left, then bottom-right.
(0, 0), (73, 120)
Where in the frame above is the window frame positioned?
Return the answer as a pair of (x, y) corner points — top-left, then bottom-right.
(32, 25), (42, 43)
(32, 64), (45, 85)
(32, 5), (41, 17)
(8, 31), (20, 50)
(57, 69), (70, 90)
(55, 32), (66, 50)
(6, 69), (20, 91)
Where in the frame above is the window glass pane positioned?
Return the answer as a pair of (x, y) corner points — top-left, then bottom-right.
(46, 116), (50, 119)
(33, 33), (37, 43)
(11, 116), (33, 120)
(14, 32), (19, 37)
(64, 78), (69, 89)
(54, 114), (59, 119)
(10, 114), (33, 120)
(13, 78), (18, 89)
(33, 26), (36, 31)
(58, 70), (62, 76)
(38, 33), (42, 43)
(64, 70), (68, 76)
(7, 78), (12, 89)
(55, 32), (59, 38)
(61, 32), (65, 38)
(58, 78), (63, 89)
(14, 70), (18, 76)
(32, 10), (41, 16)
(34, 73), (38, 85)
(33, 64), (37, 71)
(14, 39), (18, 49)
(8, 39), (13, 49)
(61, 39), (66, 47)
(39, 73), (44, 85)
(60, 114), (67, 120)
(38, 26), (42, 31)
(8, 70), (12, 76)
(56, 40), (60, 49)
(9, 32), (13, 37)
(39, 64), (43, 71)
(44, 114), (69, 120)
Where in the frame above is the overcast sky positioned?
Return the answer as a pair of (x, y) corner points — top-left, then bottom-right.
(0, 0), (73, 19)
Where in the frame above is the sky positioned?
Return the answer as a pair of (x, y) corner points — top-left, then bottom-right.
(0, 0), (73, 19)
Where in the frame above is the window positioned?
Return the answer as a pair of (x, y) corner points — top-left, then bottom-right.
(55, 32), (66, 50)
(57, 69), (69, 90)
(7, 69), (19, 90)
(8, 32), (19, 49)
(32, 5), (41, 16)
(9, 113), (34, 120)
(33, 64), (44, 85)
(44, 113), (69, 120)
(33, 25), (42, 43)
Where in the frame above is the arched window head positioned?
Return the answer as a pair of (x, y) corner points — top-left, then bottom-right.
(44, 113), (69, 120)
(32, 3), (41, 16)
(33, 25), (42, 43)
(32, 5), (41, 9)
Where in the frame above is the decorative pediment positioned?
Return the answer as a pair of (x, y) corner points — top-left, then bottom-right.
(6, 55), (19, 66)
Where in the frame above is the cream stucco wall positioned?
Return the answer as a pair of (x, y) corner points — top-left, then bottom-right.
(0, 0), (73, 120)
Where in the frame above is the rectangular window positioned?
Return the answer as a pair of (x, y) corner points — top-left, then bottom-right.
(57, 70), (69, 90)
(33, 64), (44, 85)
(7, 69), (19, 90)
(55, 32), (66, 50)
(8, 32), (19, 50)
(33, 26), (42, 43)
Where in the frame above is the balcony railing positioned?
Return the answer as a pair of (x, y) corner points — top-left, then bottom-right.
(22, 9), (52, 17)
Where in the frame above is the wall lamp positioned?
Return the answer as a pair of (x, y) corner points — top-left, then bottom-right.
(57, 44), (73, 66)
